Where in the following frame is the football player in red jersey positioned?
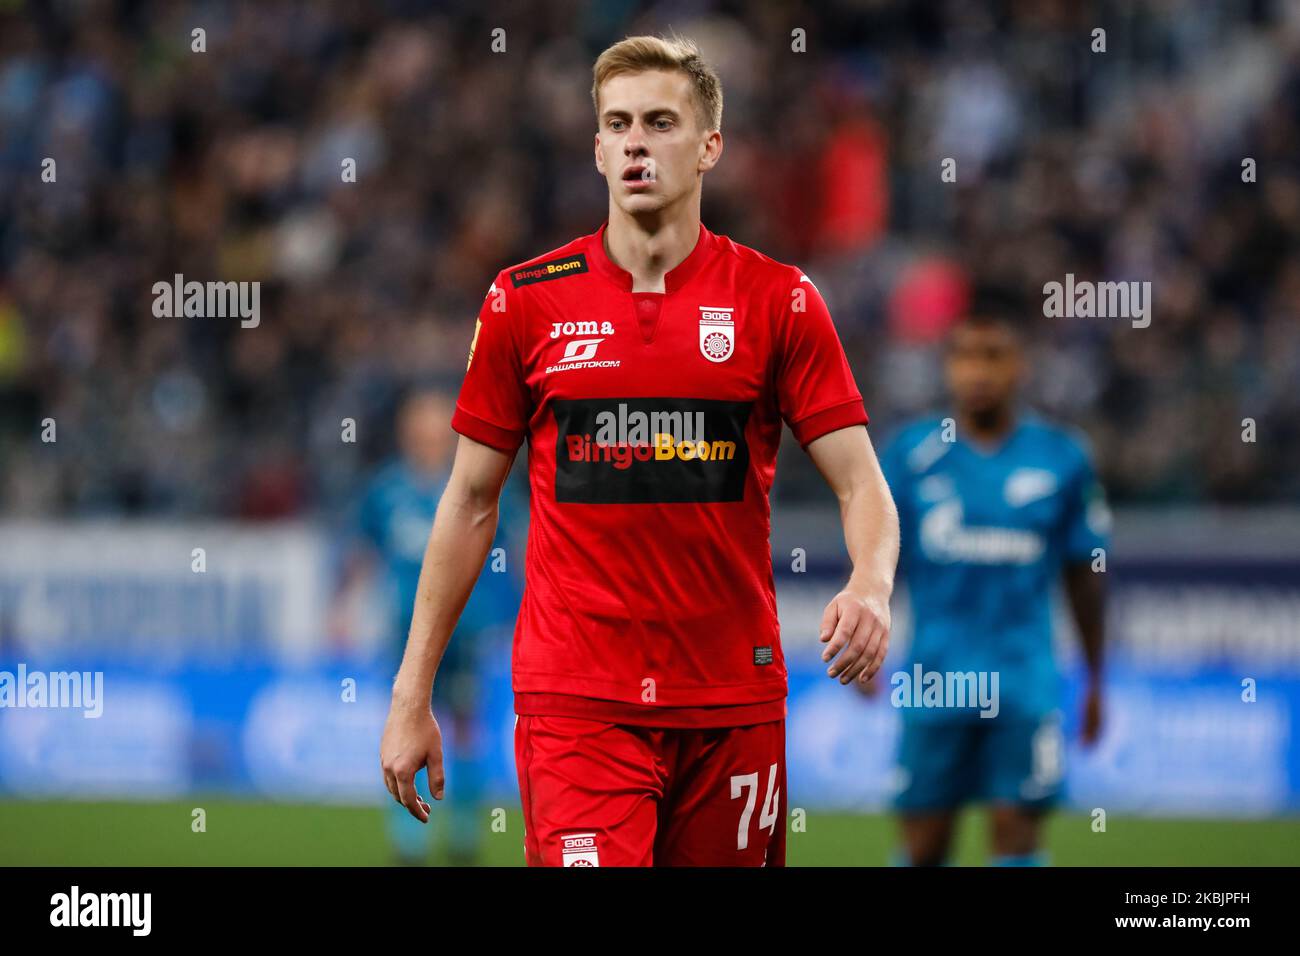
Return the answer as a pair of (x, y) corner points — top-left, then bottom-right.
(381, 34), (900, 866)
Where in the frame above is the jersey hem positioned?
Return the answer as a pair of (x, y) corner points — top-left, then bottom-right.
(514, 691), (787, 729)
(513, 669), (787, 702)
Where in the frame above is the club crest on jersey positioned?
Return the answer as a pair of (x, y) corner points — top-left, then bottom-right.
(699, 306), (735, 363)
(560, 832), (600, 867)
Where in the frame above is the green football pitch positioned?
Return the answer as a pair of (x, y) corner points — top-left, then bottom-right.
(2, 799), (1297, 866)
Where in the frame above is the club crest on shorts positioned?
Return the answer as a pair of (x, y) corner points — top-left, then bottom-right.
(560, 831), (600, 866)
(699, 306), (735, 363)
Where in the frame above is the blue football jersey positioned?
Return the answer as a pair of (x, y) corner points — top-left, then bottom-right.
(356, 461), (520, 659)
(879, 413), (1110, 722)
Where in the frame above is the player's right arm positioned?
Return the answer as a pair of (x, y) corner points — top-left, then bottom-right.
(380, 434), (516, 821)
(381, 270), (529, 822)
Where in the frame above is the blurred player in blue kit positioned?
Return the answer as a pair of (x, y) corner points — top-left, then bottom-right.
(872, 307), (1110, 866)
(335, 387), (522, 865)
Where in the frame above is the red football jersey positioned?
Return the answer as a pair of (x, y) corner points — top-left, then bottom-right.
(452, 220), (868, 727)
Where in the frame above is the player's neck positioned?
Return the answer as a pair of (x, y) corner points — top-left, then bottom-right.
(604, 201), (701, 293)
(959, 406), (1017, 446)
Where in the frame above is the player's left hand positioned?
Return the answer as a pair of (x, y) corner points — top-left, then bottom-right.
(1079, 680), (1103, 747)
(819, 587), (891, 685)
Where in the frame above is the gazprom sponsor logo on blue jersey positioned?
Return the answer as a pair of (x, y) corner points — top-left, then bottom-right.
(919, 499), (1045, 565)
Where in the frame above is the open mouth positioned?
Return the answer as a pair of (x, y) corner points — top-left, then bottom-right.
(623, 164), (654, 183)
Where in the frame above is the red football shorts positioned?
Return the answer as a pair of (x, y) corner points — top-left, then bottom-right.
(514, 715), (787, 867)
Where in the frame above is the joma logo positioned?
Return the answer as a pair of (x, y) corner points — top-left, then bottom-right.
(551, 321), (615, 338)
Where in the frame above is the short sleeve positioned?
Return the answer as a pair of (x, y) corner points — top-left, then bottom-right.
(1061, 443), (1111, 563)
(774, 271), (869, 447)
(451, 272), (531, 452)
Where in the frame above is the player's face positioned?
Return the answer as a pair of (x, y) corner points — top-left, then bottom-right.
(399, 393), (455, 476)
(945, 322), (1024, 416)
(594, 70), (721, 216)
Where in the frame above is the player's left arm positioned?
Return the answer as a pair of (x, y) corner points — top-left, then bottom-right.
(774, 271), (897, 685)
(1060, 442), (1111, 747)
(1063, 561), (1105, 746)
(806, 426), (900, 685)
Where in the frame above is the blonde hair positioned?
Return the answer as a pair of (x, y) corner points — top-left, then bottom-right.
(591, 34), (723, 132)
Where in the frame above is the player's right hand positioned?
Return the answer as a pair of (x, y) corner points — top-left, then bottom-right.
(380, 697), (444, 823)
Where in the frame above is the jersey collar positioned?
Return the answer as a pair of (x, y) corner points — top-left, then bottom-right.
(588, 219), (715, 293)
(955, 413), (1025, 458)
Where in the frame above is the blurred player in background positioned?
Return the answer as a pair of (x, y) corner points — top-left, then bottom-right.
(336, 387), (521, 865)
(873, 307), (1109, 866)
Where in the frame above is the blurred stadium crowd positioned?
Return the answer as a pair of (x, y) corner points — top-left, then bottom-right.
(1, 0), (1298, 519)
